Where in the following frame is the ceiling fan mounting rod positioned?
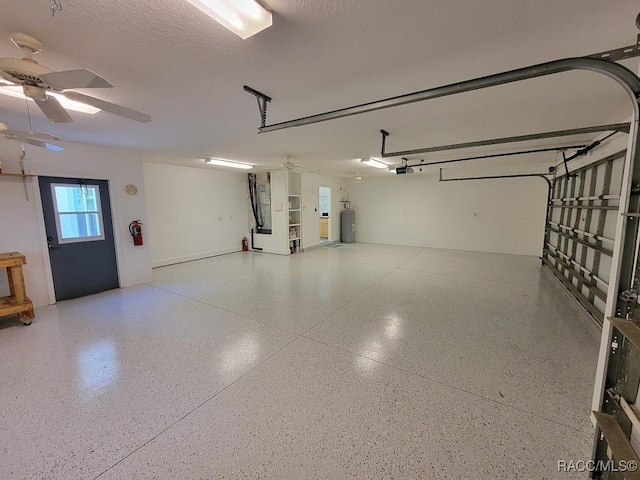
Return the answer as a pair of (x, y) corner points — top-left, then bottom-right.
(246, 43), (640, 134)
(10, 33), (42, 55)
(379, 123), (630, 158)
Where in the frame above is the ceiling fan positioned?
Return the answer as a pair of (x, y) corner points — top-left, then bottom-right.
(0, 121), (64, 151)
(255, 156), (323, 173)
(339, 172), (365, 184)
(0, 33), (150, 124)
(280, 156), (323, 173)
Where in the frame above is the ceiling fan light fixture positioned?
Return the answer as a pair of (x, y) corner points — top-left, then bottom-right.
(0, 82), (100, 114)
(205, 158), (253, 169)
(184, 0), (272, 39)
(360, 158), (388, 169)
(43, 142), (64, 152)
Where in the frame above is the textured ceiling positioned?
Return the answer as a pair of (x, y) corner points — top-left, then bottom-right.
(0, 0), (638, 177)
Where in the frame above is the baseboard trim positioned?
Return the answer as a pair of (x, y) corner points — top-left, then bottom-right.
(253, 248), (291, 256)
(152, 247), (241, 268)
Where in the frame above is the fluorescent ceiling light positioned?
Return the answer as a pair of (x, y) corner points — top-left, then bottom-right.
(0, 83), (100, 114)
(205, 158), (253, 169)
(184, 0), (272, 39)
(361, 158), (388, 169)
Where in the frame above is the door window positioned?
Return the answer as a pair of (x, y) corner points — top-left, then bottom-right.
(51, 183), (105, 243)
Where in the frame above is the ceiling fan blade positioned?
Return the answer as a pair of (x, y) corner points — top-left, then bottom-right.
(3, 130), (59, 141)
(297, 165), (323, 173)
(25, 138), (64, 152)
(63, 92), (151, 123)
(3, 135), (65, 152)
(41, 69), (113, 90)
(34, 95), (73, 123)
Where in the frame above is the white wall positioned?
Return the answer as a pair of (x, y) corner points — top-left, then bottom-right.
(0, 138), (152, 308)
(143, 162), (249, 267)
(350, 171), (548, 256)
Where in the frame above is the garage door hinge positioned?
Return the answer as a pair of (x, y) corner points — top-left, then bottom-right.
(620, 290), (638, 316)
(622, 291), (638, 313)
(611, 336), (620, 352)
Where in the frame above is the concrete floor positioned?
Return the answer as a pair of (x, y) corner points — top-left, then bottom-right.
(0, 244), (600, 479)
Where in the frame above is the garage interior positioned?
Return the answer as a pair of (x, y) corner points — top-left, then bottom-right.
(1, 1), (640, 478)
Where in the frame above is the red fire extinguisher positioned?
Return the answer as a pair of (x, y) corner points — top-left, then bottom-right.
(242, 237), (248, 252)
(129, 220), (143, 246)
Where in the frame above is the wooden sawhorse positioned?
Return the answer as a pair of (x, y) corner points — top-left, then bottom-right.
(0, 252), (34, 325)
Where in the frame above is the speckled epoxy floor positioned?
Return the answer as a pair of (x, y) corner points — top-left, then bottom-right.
(0, 244), (600, 479)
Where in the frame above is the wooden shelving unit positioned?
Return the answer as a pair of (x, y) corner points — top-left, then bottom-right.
(288, 173), (302, 254)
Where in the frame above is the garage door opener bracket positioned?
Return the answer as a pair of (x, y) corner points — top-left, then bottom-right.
(243, 85), (271, 129)
(243, 41), (640, 134)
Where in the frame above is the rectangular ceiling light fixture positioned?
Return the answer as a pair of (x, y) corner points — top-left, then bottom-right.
(184, 0), (272, 39)
(205, 158), (253, 169)
(0, 82), (100, 114)
(360, 158), (388, 169)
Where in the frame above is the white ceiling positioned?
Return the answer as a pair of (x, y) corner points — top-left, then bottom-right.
(0, 0), (638, 178)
